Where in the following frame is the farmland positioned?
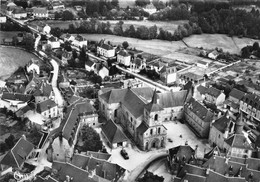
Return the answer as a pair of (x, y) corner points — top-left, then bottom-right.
(0, 46), (39, 80)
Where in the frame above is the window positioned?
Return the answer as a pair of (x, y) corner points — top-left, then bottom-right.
(158, 127), (161, 134)
(154, 114), (158, 121)
(93, 123), (95, 126)
(150, 129), (153, 135)
(131, 117), (133, 122)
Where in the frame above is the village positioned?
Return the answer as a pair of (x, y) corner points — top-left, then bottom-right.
(1, 0), (260, 182)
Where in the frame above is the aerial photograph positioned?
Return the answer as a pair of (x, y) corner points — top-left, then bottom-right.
(0, 0), (260, 181)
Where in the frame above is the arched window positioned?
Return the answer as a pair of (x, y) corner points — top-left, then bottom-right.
(150, 129), (153, 135)
(154, 114), (158, 121)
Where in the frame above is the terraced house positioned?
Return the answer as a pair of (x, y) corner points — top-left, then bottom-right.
(240, 92), (260, 125)
(99, 86), (187, 150)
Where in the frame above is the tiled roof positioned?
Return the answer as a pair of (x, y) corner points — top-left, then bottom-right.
(225, 134), (253, 150)
(101, 119), (128, 144)
(182, 72), (203, 81)
(157, 90), (187, 108)
(204, 146), (221, 160)
(74, 34), (85, 41)
(1, 92), (33, 102)
(13, 7), (26, 14)
(36, 99), (57, 113)
(99, 43), (113, 50)
(186, 98), (214, 122)
(85, 59), (95, 67)
(197, 60), (208, 65)
(0, 137), (34, 168)
(118, 49), (130, 57)
(229, 88), (245, 101)
(62, 99), (96, 140)
(132, 57), (142, 66)
(33, 7), (48, 14)
(206, 86), (222, 98)
(242, 93), (260, 108)
(33, 81), (52, 97)
(136, 121), (149, 134)
(197, 85), (207, 95)
(48, 36), (58, 42)
(212, 114), (231, 133)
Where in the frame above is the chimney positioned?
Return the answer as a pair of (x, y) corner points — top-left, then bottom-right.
(206, 165), (210, 175)
(225, 157), (230, 164)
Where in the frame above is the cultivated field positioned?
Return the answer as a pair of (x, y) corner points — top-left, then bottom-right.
(101, 20), (188, 34)
(0, 46), (39, 80)
(80, 34), (187, 56)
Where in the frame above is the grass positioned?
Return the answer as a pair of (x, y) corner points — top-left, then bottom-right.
(0, 31), (20, 41)
(0, 46), (39, 80)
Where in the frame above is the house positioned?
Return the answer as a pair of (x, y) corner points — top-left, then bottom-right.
(168, 144), (197, 174)
(143, 3), (157, 15)
(208, 50), (219, 60)
(61, 33), (75, 42)
(98, 65), (109, 79)
(174, 154), (260, 182)
(197, 60), (210, 69)
(184, 97), (214, 138)
(147, 59), (165, 73)
(85, 59), (97, 72)
(32, 81), (54, 103)
(0, 92), (34, 111)
(117, 49), (131, 66)
(0, 16), (7, 23)
(61, 51), (72, 65)
(52, 1), (65, 10)
(32, 7), (48, 18)
(208, 112), (235, 149)
(72, 34), (88, 48)
(0, 136), (34, 176)
(204, 86), (226, 106)
(6, 2), (17, 15)
(180, 72), (204, 83)
(99, 87), (187, 150)
(42, 24), (51, 34)
(26, 58), (40, 75)
(12, 7), (27, 19)
(101, 119), (128, 148)
(50, 99), (98, 162)
(130, 57), (146, 72)
(47, 36), (60, 49)
(36, 99), (58, 118)
(224, 88), (245, 114)
(74, 6), (83, 11)
(159, 62), (178, 84)
(240, 93), (260, 125)
(97, 41), (115, 58)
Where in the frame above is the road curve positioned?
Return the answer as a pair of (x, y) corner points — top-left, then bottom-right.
(126, 152), (168, 182)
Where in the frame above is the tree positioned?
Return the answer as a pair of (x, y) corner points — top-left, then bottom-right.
(50, 27), (62, 38)
(125, 25), (136, 37)
(138, 171), (164, 182)
(111, 0), (119, 8)
(80, 125), (102, 152)
(136, 26), (150, 39)
(241, 46), (250, 58)
(149, 25), (157, 39)
(23, 33), (35, 51)
(135, 0), (150, 7)
(62, 10), (74, 21)
(64, 41), (72, 52)
(113, 21), (124, 36)
(122, 41), (129, 49)
(5, 134), (15, 149)
(27, 127), (42, 146)
(44, 44), (52, 56)
(253, 42), (259, 51)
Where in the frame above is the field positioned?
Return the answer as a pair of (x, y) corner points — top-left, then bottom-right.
(0, 31), (20, 41)
(0, 46), (39, 80)
(80, 34), (187, 56)
(101, 20), (188, 34)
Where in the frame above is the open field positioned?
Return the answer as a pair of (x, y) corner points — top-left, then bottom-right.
(232, 37), (260, 50)
(0, 46), (39, 80)
(0, 31), (20, 42)
(101, 20), (188, 34)
(80, 34), (187, 56)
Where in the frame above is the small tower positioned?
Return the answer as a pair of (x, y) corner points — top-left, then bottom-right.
(235, 113), (244, 134)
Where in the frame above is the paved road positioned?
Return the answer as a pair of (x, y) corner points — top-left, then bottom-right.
(126, 152), (168, 181)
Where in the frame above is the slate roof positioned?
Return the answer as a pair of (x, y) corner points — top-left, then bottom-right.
(145, 90), (163, 112)
(225, 134), (253, 150)
(212, 114), (231, 133)
(136, 121), (149, 134)
(242, 93), (260, 109)
(197, 60), (208, 65)
(168, 145), (195, 163)
(206, 86), (222, 98)
(157, 90), (187, 108)
(33, 81), (52, 97)
(101, 119), (128, 144)
(1, 92), (33, 102)
(118, 49), (130, 57)
(229, 88), (245, 101)
(132, 57), (142, 66)
(186, 98), (214, 122)
(86, 151), (111, 161)
(85, 59), (95, 67)
(0, 137), (34, 168)
(36, 99), (57, 113)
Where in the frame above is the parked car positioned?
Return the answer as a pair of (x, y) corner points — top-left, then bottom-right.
(120, 149), (129, 160)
